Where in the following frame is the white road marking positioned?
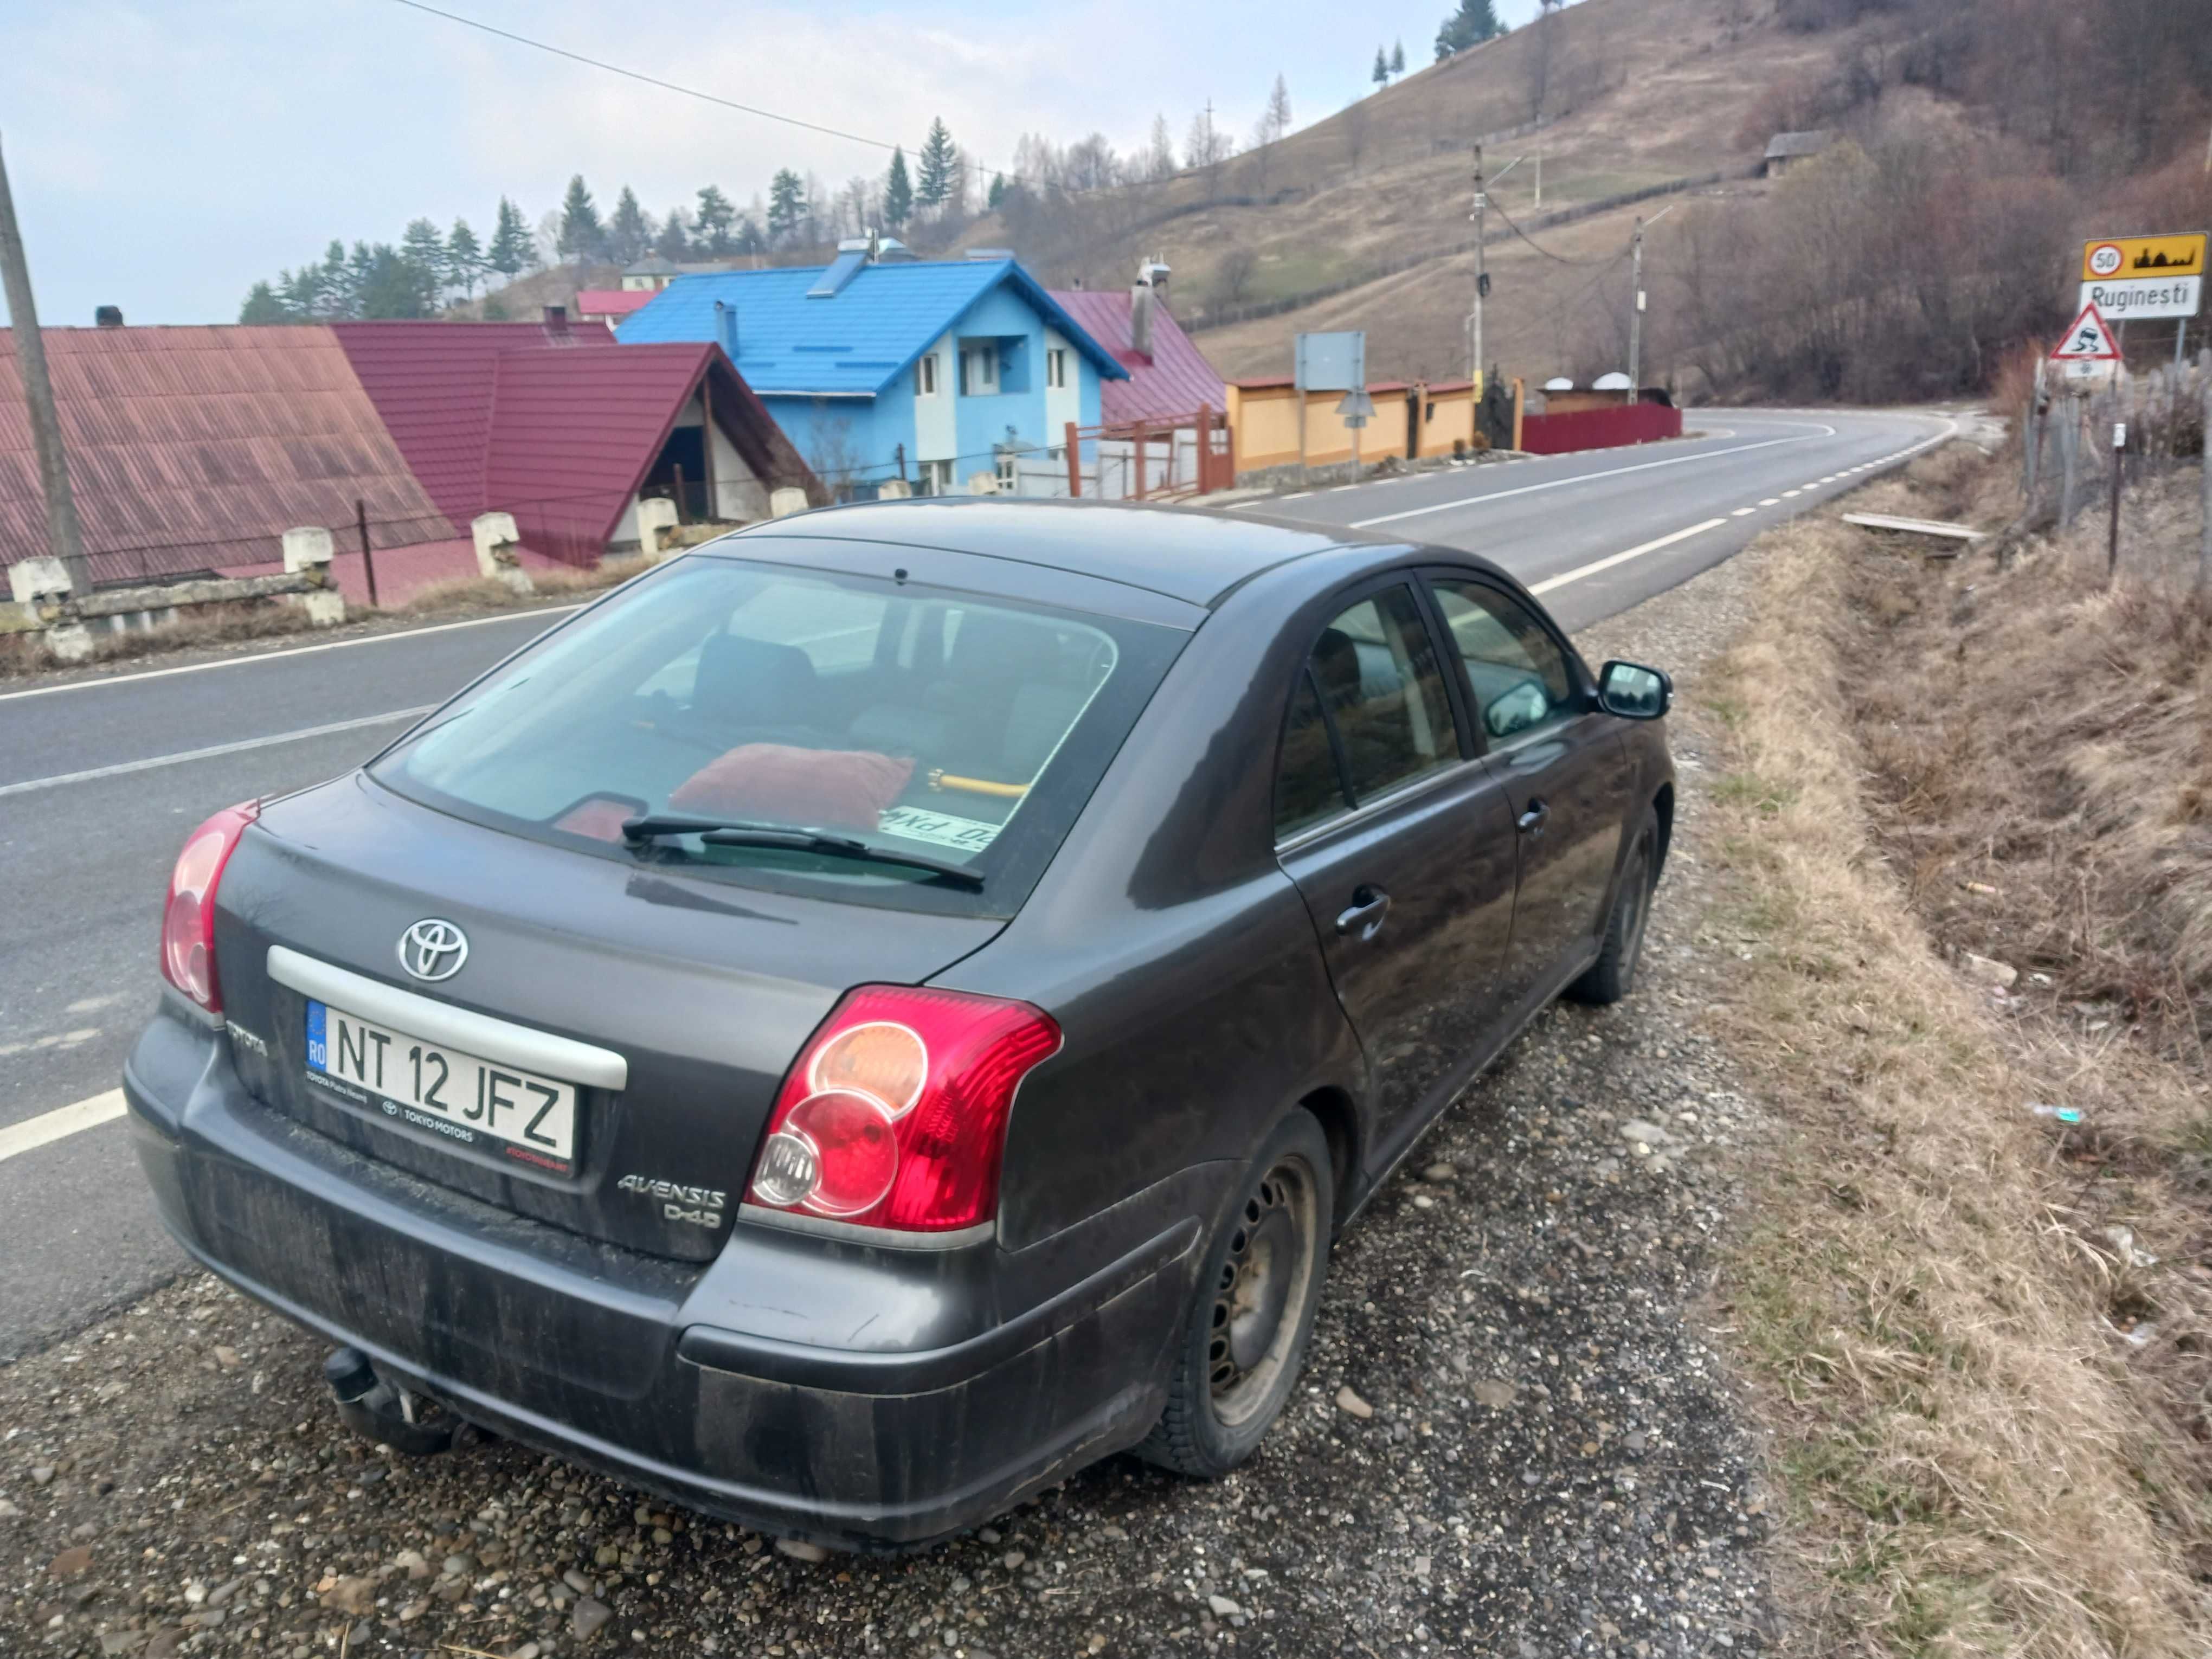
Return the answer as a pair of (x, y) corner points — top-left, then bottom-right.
(0, 705), (436, 799)
(0, 1090), (126, 1165)
(1348, 426), (1836, 529)
(1782, 490), (1802, 498)
(1758, 498), (1780, 507)
(1732, 507), (1755, 516)
(1529, 518), (1727, 596)
(1281, 491), (1314, 500)
(0, 607), (582, 705)
(1331, 484), (1362, 492)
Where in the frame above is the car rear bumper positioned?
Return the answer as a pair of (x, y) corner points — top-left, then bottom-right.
(124, 1005), (1196, 1552)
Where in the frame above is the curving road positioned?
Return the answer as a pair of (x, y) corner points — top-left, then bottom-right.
(0, 405), (1954, 1360)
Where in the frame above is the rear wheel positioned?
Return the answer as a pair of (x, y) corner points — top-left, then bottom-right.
(1568, 804), (1659, 1006)
(1137, 1110), (1333, 1478)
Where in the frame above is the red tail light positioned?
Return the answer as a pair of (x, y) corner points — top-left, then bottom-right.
(745, 986), (1061, 1234)
(160, 801), (260, 1013)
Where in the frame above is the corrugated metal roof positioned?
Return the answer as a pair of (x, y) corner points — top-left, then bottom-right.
(1051, 290), (1228, 426)
(616, 258), (1127, 396)
(0, 325), (454, 583)
(328, 320), (618, 530)
(575, 289), (655, 320)
(1764, 129), (1835, 159)
(481, 342), (815, 565)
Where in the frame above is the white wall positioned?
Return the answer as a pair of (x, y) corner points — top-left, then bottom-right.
(708, 410), (769, 520)
(913, 331), (956, 474)
(1043, 326), (1081, 451)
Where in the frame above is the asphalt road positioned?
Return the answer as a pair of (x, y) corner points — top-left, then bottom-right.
(0, 405), (1951, 1361)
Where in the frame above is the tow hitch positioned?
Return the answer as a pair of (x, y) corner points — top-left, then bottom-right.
(321, 1347), (475, 1457)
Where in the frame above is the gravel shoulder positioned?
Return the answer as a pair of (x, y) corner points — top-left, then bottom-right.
(2, 549), (1784, 1659)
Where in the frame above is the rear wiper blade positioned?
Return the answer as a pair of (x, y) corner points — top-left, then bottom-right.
(620, 814), (985, 891)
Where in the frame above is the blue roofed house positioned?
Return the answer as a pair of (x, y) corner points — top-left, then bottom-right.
(616, 242), (1126, 498)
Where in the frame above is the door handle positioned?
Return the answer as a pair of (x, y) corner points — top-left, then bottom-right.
(1516, 799), (1550, 835)
(1335, 886), (1391, 941)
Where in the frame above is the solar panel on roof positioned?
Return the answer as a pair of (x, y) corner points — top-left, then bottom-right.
(808, 249), (868, 299)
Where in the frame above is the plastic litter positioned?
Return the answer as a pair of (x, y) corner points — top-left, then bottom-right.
(2027, 1103), (2084, 1123)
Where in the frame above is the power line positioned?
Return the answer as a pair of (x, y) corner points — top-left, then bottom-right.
(384, 0), (902, 156)
(1486, 197), (1618, 267)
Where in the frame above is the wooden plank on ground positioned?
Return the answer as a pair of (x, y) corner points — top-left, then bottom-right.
(1841, 512), (1986, 542)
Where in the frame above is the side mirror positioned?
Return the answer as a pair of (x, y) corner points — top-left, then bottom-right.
(1597, 660), (1671, 721)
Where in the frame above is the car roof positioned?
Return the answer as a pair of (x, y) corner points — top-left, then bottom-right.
(734, 498), (1377, 609)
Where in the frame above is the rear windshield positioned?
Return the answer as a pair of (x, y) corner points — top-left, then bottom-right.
(370, 554), (1187, 917)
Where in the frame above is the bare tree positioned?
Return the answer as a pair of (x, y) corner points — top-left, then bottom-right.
(1146, 114), (1178, 182)
(1342, 93), (1371, 173)
(1217, 247), (1259, 308)
(1525, 0), (1561, 121)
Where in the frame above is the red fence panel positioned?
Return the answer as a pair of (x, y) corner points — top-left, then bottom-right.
(1518, 402), (1682, 455)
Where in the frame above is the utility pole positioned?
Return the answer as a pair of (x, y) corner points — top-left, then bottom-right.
(0, 131), (88, 594)
(1468, 145), (1486, 393)
(1628, 216), (1645, 391)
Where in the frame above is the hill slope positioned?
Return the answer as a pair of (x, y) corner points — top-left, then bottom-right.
(959, 0), (1894, 385)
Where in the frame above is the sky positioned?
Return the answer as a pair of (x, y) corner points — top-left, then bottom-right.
(0, 0), (1549, 328)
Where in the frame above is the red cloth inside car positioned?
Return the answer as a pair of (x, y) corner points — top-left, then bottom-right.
(668, 745), (915, 832)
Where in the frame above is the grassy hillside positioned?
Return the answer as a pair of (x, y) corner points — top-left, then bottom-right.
(961, 0), (1882, 384)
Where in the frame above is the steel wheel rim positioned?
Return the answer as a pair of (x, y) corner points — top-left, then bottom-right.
(1207, 1154), (1319, 1427)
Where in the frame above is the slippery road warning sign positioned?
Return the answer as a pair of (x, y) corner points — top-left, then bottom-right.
(2049, 301), (2122, 383)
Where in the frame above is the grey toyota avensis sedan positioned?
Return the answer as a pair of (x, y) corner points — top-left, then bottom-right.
(126, 498), (1673, 1552)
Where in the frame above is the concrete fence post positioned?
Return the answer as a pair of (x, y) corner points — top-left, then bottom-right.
(634, 497), (680, 560)
(769, 486), (809, 518)
(281, 526), (347, 626)
(7, 554), (92, 661)
(470, 511), (533, 595)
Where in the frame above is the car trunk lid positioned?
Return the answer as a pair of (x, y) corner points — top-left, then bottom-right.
(210, 776), (1006, 1261)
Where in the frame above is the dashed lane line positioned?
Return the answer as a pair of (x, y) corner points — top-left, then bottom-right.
(0, 1091), (126, 1165)
(1346, 426), (1837, 530)
(0, 705), (437, 798)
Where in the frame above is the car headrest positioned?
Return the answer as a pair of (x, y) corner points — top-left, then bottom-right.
(695, 634), (818, 726)
(1312, 627), (1361, 704)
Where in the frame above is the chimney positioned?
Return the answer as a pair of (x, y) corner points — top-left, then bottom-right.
(94, 305), (123, 328)
(1129, 261), (1156, 359)
(543, 304), (569, 334)
(714, 299), (738, 358)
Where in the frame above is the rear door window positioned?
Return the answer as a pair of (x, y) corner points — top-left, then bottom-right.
(371, 555), (1185, 917)
(1275, 582), (1461, 838)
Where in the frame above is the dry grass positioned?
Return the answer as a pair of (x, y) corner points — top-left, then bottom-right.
(1702, 470), (2212, 1654)
(393, 554), (652, 615)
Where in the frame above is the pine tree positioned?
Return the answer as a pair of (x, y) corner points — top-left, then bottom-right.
(557, 175), (603, 264)
(1435, 0), (1501, 60)
(916, 118), (957, 212)
(766, 169), (806, 245)
(1392, 39), (1406, 74)
(1373, 46), (1390, 87)
(488, 197), (531, 278)
(882, 147), (913, 229)
(608, 187), (651, 264)
(239, 281), (290, 324)
(694, 185), (736, 255)
(655, 208), (691, 262)
(358, 243), (435, 318)
(986, 172), (1007, 211)
(735, 216), (766, 256)
(401, 217), (447, 302)
(1265, 74), (1293, 140)
(446, 219), (483, 297)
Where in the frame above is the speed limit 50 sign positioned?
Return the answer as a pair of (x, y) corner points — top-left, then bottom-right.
(2079, 232), (2204, 320)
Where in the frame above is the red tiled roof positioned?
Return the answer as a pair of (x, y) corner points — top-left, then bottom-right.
(328, 320), (618, 532)
(0, 325), (453, 583)
(1049, 291), (1227, 426)
(575, 289), (654, 321)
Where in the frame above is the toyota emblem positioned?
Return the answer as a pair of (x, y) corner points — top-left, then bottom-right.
(397, 919), (469, 982)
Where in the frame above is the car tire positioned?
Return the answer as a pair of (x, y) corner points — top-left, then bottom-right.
(1568, 803), (1659, 1006)
(1136, 1109), (1333, 1480)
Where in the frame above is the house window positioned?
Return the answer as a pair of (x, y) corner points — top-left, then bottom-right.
(960, 343), (999, 396)
(995, 453), (1019, 493)
(916, 353), (938, 397)
(1046, 347), (1069, 389)
(917, 459), (953, 495)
